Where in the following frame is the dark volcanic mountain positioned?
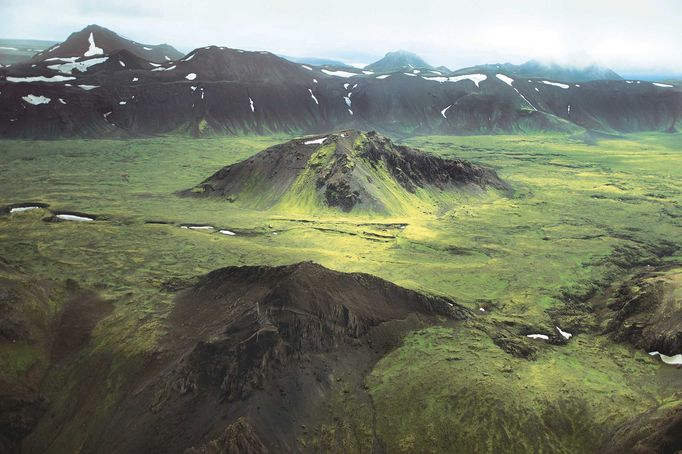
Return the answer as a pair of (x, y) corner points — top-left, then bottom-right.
(86, 262), (469, 453)
(181, 130), (509, 213)
(30, 24), (182, 64)
(365, 50), (434, 72)
(452, 60), (622, 82)
(0, 25), (680, 138)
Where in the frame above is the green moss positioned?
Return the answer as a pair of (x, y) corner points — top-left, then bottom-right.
(0, 132), (680, 451)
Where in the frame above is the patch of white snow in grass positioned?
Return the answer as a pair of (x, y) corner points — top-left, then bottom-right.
(440, 104), (452, 118)
(10, 206), (40, 213)
(649, 351), (682, 365)
(556, 326), (572, 340)
(57, 214), (93, 222)
(304, 136), (327, 145)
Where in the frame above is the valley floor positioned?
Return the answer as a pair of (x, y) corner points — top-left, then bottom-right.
(0, 132), (681, 452)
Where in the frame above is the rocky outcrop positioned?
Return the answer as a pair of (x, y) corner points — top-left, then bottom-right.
(181, 130), (509, 213)
(185, 418), (268, 454)
(605, 267), (682, 355)
(95, 261), (469, 453)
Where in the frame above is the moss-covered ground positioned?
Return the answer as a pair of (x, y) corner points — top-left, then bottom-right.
(0, 132), (680, 451)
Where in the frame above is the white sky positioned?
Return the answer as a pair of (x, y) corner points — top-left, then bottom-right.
(1, 0), (681, 75)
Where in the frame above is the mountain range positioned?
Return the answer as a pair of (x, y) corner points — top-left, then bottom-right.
(0, 24), (680, 138)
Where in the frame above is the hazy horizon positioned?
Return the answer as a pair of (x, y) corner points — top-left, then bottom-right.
(2, 0), (681, 78)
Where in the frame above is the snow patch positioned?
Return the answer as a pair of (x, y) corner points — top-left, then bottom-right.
(362, 70), (374, 75)
(249, 97), (255, 112)
(308, 88), (319, 105)
(403, 73), (418, 77)
(301, 65), (312, 71)
(496, 74), (514, 86)
(119, 60), (125, 67)
(6, 75), (75, 83)
(22, 94), (51, 105)
(47, 56), (108, 74)
(10, 206), (40, 213)
(440, 105), (452, 118)
(119, 101), (127, 105)
(304, 136), (327, 145)
(321, 69), (358, 78)
(348, 109), (353, 115)
(56, 214), (93, 222)
(653, 82), (674, 88)
(143, 46), (152, 50)
(78, 85), (99, 90)
(556, 326), (572, 340)
(422, 74), (487, 87)
(132, 77), (139, 82)
(344, 96), (352, 107)
(376, 74), (391, 79)
(541, 80), (570, 89)
(58, 98), (66, 104)
(344, 83), (350, 89)
(219, 230), (236, 236)
(84, 32), (103, 57)
(497, 74), (537, 111)
(649, 351), (682, 365)
(527, 334), (549, 340)
(185, 73), (197, 80)
(448, 74), (487, 87)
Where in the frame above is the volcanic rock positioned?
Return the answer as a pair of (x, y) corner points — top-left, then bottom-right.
(181, 130), (509, 213)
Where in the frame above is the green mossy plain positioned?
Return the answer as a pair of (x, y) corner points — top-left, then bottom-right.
(0, 132), (680, 452)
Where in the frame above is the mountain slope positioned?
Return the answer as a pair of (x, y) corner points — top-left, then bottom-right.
(181, 130), (509, 214)
(365, 50), (433, 72)
(452, 60), (622, 82)
(87, 262), (469, 453)
(0, 25), (680, 138)
(30, 24), (182, 64)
